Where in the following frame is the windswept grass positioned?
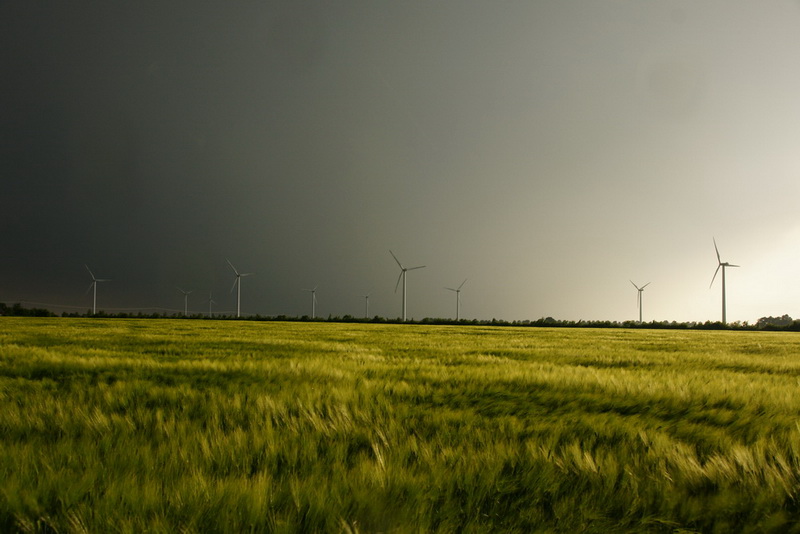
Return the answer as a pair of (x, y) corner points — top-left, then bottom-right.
(2, 318), (800, 532)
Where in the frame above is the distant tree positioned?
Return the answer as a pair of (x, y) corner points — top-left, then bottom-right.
(756, 315), (793, 329)
(0, 302), (55, 317)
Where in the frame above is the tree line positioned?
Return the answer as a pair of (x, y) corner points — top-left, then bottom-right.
(2, 302), (799, 332)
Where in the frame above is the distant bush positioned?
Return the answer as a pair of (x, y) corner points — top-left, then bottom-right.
(0, 303), (56, 317)
(757, 314), (794, 329)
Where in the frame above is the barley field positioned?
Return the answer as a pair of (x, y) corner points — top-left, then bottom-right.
(2, 318), (800, 533)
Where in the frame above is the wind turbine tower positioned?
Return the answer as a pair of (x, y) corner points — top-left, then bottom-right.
(227, 259), (253, 318)
(85, 264), (110, 315)
(177, 287), (193, 316)
(363, 293), (370, 319)
(710, 238), (739, 324)
(390, 250), (425, 322)
(302, 287), (317, 319)
(445, 279), (467, 321)
(629, 280), (650, 324)
(206, 291), (216, 317)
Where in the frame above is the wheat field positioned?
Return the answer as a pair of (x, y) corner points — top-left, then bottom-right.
(2, 318), (800, 532)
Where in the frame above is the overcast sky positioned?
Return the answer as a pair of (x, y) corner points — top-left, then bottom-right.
(3, 1), (800, 322)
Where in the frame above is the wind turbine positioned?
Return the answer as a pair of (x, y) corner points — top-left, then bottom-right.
(445, 279), (467, 321)
(177, 287), (193, 316)
(710, 238), (739, 324)
(85, 264), (110, 315)
(629, 280), (650, 324)
(227, 259), (253, 318)
(302, 287), (317, 318)
(206, 291), (216, 317)
(390, 250), (425, 322)
(362, 293), (370, 319)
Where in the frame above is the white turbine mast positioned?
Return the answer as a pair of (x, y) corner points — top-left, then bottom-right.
(227, 259), (253, 318)
(206, 291), (216, 317)
(177, 287), (193, 316)
(390, 250), (425, 322)
(85, 264), (110, 315)
(445, 279), (467, 321)
(710, 238), (739, 324)
(629, 280), (650, 324)
(362, 292), (370, 319)
(302, 287), (318, 319)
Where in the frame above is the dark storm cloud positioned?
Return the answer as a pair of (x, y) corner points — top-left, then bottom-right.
(4, 5), (300, 271)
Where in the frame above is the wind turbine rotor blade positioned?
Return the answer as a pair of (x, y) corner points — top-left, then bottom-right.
(458, 279), (467, 290)
(642, 282), (651, 289)
(96, 279), (111, 282)
(389, 250), (404, 269)
(230, 277), (239, 294)
(226, 259), (240, 276)
(408, 265), (425, 271)
(445, 287), (456, 292)
(713, 238), (721, 263)
(710, 264), (721, 288)
(729, 264), (740, 268)
(630, 280), (639, 290)
(240, 272), (254, 277)
(86, 283), (95, 295)
(85, 264), (96, 280)
(394, 271), (403, 293)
